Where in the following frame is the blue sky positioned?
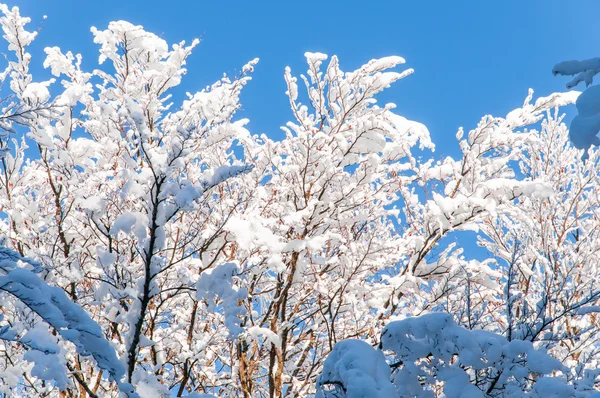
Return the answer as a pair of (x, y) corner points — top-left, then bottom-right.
(17, 0), (600, 159)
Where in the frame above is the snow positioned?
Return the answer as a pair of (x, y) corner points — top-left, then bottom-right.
(246, 326), (281, 349)
(79, 195), (105, 213)
(377, 313), (571, 397)
(20, 325), (69, 389)
(363, 56), (406, 74)
(577, 306), (600, 315)
(553, 57), (600, 89)
(316, 339), (398, 398)
(57, 84), (85, 107)
(197, 262), (247, 338)
(305, 52), (328, 63)
(389, 114), (432, 149)
(91, 20), (168, 65)
(520, 179), (554, 198)
(352, 130), (386, 154)
(569, 85), (600, 152)
(174, 164), (254, 209)
(576, 85), (600, 117)
(203, 164), (255, 189)
(22, 82), (52, 103)
(110, 211), (148, 242)
(43, 46), (75, 77)
(225, 215), (283, 252)
(533, 90), (580, 111)
(132, 370), (169, 398)
(505, 90), (578, 128)
(0, 246), (137, 397)
(24, 348), (70, 390)
(421, 158), (456, 180)
(242, 58), (259, 74)
(285, 66), (299, 101)
(0, 4), (38, 52)
(174, 181), (202, 208)
(554, 57), (600, 153)
(319, 311), (592, 397)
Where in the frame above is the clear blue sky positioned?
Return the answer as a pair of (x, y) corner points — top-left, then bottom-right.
(16, 0), (600, 157)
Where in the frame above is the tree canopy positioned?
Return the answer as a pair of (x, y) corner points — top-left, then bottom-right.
(0, 4), (598, 397)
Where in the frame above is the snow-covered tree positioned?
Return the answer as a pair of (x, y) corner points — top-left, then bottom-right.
(0, 3), (598, 397)
(317, 313), (600, 398)
(411, 108), (600, 384)
(0, 5), (255, 396)
(315, 102), (600, 397)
